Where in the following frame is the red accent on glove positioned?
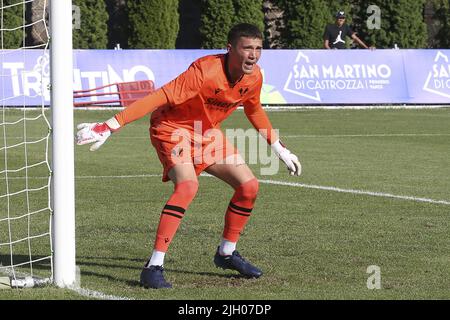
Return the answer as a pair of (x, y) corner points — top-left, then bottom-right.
(92, 123), (111, 134)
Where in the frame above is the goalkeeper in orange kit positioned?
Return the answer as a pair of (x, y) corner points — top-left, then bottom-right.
(76, 23), (301, 289)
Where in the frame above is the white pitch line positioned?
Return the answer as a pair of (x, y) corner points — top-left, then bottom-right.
(0, 174), (163, 180)
(93, 133), (450, 140)
(2, 173), (449, 206)
(258, 179), (450, 206)
(82, 173), (450, 206)
(98, 133), (450, 139)
(75, 174), (163, 179)
(282, 133), (450, 138)
(3, 133), (437, 140)
(71, 286), (135, 301)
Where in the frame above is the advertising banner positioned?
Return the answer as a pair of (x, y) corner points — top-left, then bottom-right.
(402, 50), (450, 103)
(266, 50), (408, 104)
(1, 49), (449, 106)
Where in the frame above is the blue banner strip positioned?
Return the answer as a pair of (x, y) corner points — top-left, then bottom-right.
(1, 49), (449, 106)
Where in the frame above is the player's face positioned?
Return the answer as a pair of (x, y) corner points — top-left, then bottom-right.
(336, 18), (345, 26)
(227, 37), (262, 78)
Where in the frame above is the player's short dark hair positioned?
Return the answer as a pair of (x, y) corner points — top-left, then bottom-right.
(227, 23), (263, 46)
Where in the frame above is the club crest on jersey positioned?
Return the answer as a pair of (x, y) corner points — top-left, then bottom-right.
(239, 87), (249, 97)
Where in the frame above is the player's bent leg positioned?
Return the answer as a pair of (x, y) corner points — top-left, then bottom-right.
(222, 178), (258, 242)
(205, 154), (255, 189)
(205, 160), (258, 242)
(205, 160), (262, 278)
(153, 179), (199, 252)
(153, 163), (198, 252)
(168, 163), (199, 184)
(141, 163), (198, 289)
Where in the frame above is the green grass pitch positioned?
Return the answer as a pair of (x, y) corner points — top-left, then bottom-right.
(1, 108), (449, 300)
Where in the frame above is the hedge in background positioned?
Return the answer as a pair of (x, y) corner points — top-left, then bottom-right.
(277, 0), (332, 49)
(200, 0), (265, 49)
(72, 0), (109, 49)
(127, 0), (179, 49)
(232, 0), (265, 38)
(356, 0), (427, 48)
(2, 0), (24, 49)
(199, 0), (234, 48)
(432, 0), (450, 48)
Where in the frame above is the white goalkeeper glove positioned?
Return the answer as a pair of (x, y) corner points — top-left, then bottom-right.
(271, 139), (302, 176)
(76, 117), (121, 151)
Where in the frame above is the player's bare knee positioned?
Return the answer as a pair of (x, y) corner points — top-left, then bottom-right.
(237, 178), (259, 201)
(174, 180), (199, 202)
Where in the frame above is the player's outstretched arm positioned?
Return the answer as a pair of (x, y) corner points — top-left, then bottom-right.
(271, 139), (302, 176)
(76, 89), (169, 151)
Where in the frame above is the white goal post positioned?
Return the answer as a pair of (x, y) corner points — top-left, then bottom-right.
(50, 0), (75, 288)
(0, 0), (75, 289)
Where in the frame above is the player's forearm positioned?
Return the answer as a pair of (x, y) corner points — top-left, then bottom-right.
(76, 88), (168, 150)
(244, 106), (278, 144)
(114, 89), (168, 127)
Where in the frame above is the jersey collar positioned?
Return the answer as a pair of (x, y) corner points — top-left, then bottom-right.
(224, 53), (244, 88)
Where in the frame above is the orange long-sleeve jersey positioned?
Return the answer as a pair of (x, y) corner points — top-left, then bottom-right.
(114, 54), (278, 144)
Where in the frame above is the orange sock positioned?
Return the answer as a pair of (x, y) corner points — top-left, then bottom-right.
(154, 180), (198, 252)
(223, 179), (259, 242)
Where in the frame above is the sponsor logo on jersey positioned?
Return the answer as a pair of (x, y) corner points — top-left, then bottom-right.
(205, 97), (240, 109)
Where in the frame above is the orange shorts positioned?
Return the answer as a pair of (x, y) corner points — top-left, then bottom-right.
(150, 121), (243, 182)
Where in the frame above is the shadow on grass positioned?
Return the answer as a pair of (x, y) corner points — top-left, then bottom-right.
(0, 254), (51, 273)
(165, 268), (249, 279)
(124, 270), (250, 288)
(76, 255), (249, 288)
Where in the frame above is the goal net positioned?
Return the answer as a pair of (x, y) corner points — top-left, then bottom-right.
(0, 0), (75, 288)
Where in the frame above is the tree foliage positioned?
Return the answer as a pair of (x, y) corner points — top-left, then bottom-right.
(432, 0), (450, 48)
(356, 0), (427, 48)
(2, 0), (25, 49)
(8, 0), (444, 49)
(72, 0), (109, 49)
(232, 0), (265, 36)
(276, 0), (353, 49)
(199, 0), (234, 48)
(199, 0), (265, 49)
(127, 0), (179, 49)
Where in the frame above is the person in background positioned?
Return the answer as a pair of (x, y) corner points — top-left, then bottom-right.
(324, 11), (373, 49)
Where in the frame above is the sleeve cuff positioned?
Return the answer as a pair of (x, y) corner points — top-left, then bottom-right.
(271, 139), (286, 155)
(105, 116), (121, 132)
